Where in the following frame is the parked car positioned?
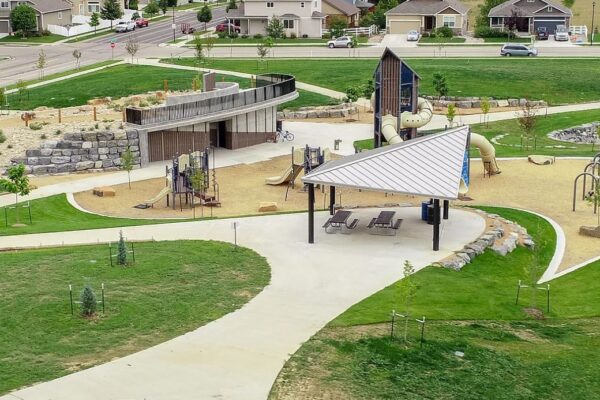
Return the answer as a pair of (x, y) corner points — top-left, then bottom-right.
(554, 25), (569, 41)
(327, 36), (353, 48)
(500, 43), (538, 57)
(535, 26), (549, 40)
(215, 23), (241, 33)
(135, 18), (149, 28)
(115, 20), (136, 32)
(406, 30), (420, 41)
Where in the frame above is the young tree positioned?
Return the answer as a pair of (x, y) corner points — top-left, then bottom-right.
(329, 15), (348, 38)
(480, 97), (490, 127)
(504, 9), (520, 39)
(128, 0), (138, 9)
(101, 0), (124, 29)
(397, 260), (417, 343)
(121, 146), (135, 189)
(117, 230), (128, 265)
(226, 0), (237, 12)
(256, 41), (270, 61)
(197, 4), (212, 32)
(72, 49), (82, 69)
(80, 286), (97, 316)
(158, 0), (168, 15)
(89, 12), (100, 34)
(432, 73), (449, 98)
(36, 49), (46, 80)
(475, 0), (505, 29)
(10, 5), (37, 38)
(204, 36), (215, 63)
(192, 32), (205, 74)
(266, 17), (285, 39)
(446, 103), (457, 127)
(344, 86), (360, 103)
(144, 0), (160, 16)
(125, 35), (139, 63)
(562, 0), (575, 7)
(16, 79), (27, 101)
(517, 102), (538, 151)
(0, 163), (31, 226)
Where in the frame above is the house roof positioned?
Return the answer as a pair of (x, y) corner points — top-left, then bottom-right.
(225, 4), (246, 18)
(312, 10), (326, 18)
(28, 0), (71, 13)
(323, 0), (360, 16)
(386, 0), (469, 16)
(489, 0), (572, 17)
(377, 48), (422, 80)
(280, 13), (300, 19)
(352, 0), (374, 9)
(302, 126), (470, 200)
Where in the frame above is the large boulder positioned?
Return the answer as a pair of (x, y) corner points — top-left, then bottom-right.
(580, 225), (600, 238)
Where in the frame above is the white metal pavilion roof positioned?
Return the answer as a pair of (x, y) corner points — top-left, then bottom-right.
(302, 126), (469, 200)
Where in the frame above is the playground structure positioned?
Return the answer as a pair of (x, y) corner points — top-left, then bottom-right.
(372, 48), (500, 187)
(572, 154), (600, 214)
(139, 148), (220, 210)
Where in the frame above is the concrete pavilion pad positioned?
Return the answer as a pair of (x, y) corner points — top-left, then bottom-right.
(1, 207), (485, 400)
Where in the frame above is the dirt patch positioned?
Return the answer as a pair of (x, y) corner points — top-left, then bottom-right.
(523, 307), (545, 320)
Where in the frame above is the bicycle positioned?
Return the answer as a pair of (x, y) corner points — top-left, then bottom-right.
(276, 128), (294, 142)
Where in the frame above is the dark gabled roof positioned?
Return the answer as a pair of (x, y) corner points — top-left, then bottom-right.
(280, 13), (300, 19)
(489, 0), (572, 17)
(312, 10), (326, 18)
(323, 0), (360, 16)
(378, 48), (422, 80)
(352, 0), (374, 9)
(28, 0), (71, 13)
(386, 0), (469, 16)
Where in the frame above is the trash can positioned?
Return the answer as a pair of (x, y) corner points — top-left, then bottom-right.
(421, 201), (429, 221)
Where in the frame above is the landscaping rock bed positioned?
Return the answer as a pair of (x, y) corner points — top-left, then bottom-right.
(277, 103), (357, 120)
(548, 122), (600, 144)
(424, 96), (547, 109)
(438, 209), (534, 271)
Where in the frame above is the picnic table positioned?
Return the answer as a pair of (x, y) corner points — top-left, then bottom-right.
(368, 211), (403, 235)
(323, 210), (359, 233)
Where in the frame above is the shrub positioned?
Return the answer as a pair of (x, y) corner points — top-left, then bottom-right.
(105, 124), (111, 130)
(253, 33), (263, 39)
(138, 100), (149, 107)
(40, 29), (51, 36)
(29, 122), (42, 130)
(289, 32), (297, 39)
(80, 286), (97, 316)
(40, 133), (47, 139)
(322, 32), (331, 39)
(241, 34), (248, 39)
(435, 26), (454, 38)
(344, 86), (360, 103)
(228, 31), (238, 39)
(117, 231), (128, 265)
(0, 130), (5, 143)
(328, 15), (348, 38)
(302, 34), (308, 38)
(217, 31), (227, 38)
(94, 123), (99, 129)
(55, 129), (62, 135)
(7, 144), (13, 149)
(146, 95), (160, 105)
(475, 26), (514, 38)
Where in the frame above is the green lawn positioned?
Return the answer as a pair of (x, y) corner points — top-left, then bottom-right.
(199, 36), (369, 45)
(0, 33), (64, 43)
(164, 58), (600, 105)
(354, 109), (600, 157)
(0, 194), (190, 236)
(63, 29), (114, 43)
(0, 240), (270, 395)
(484, 37), (532, 43)
(280, 90), (339, 110)
(419, 37), (467, 43)
(269, 208), (600, 399)
(4, 63), (334, 110)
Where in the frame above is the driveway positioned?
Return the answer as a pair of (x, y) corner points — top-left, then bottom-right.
(379, 34), (418, 48)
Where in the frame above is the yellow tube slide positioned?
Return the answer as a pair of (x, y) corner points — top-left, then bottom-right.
(380, 97), (434, 144)
(470, 133), (500, 175)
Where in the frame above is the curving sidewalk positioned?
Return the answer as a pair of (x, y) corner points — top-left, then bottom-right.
(0, 207), (485, 400)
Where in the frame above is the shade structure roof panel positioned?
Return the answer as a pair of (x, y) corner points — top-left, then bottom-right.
(302, 126), (469, 200)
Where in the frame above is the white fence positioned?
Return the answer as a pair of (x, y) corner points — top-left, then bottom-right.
(47, 10), (141, 37)
(322, 24), (379, 37)
(571, 25), (588, 36)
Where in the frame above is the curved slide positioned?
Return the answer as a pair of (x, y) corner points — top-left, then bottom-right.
(470, 133), (500, 175)
(265, 149), (306, 185)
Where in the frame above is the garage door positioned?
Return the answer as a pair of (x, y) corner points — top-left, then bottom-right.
(389, 20), (421, 34)
(533, 18), (566, 34)
(0, 20), (9, 34)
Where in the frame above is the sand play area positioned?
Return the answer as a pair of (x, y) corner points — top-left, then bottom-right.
(72, 154), (598, 272)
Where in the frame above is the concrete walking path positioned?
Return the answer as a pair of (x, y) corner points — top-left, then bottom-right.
(0, 207), (485, 400)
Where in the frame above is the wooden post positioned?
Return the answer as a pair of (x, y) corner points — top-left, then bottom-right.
(164, 80), (168, 92)
(122, 109), (126, 122)
(58, 108), (62, 123)
(93, 106), (97, 121)
(193, 79), (197, 91)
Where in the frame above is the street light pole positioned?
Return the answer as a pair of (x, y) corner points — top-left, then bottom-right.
(592, 2), (597, 46)
(172, 5), (176, 43)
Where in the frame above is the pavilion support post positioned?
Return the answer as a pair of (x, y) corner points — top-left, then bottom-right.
(308, 183), (315, 244)
(433, 199), (440, 251)
(443, 200), (449, 220)
(329, 186), (336, 215)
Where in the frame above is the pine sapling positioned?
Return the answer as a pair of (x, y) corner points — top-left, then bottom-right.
(80, 285), (97, 316)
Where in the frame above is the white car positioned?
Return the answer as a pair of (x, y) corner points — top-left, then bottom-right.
(407, 30), (420, 41)
(327, 36), (354, 48)
(554, 25), (569, 41)
(115, 20), (136, 33)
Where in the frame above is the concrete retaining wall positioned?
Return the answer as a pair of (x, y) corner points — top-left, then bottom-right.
(165, 83), (240, 106)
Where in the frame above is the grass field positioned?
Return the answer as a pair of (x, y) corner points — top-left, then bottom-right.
(419, 37), (467, 43)
(354, 109), (600, 157)
(164, 58), (600, 105)
(270, 208), (600, 399)
(0, 33), (64, 43)
(0, 194), (188, 236)
(0, 240), (270, 395)
(4, 64), (335, 110)
(199, 36), (369, 45)
(484, 37), (532, 43)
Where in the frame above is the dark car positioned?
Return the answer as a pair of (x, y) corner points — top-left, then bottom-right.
(215, 23), (241, 33)
(536, 26), (548, 40)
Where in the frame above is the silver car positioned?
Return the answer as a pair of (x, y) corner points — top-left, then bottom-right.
(554, 25), (569, 41)
(500, 43), (538, 57)
(407, 30), (420, 41)
(327, 36), (353, 48)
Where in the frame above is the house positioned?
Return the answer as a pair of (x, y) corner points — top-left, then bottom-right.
(0, 0), (72, 34)
(70, 0), (126, 17)
(322, 0), (360, 27)
(488, 0), (572, 34)
(385, 0), (469, 35)
(226, 0), (326, 38)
